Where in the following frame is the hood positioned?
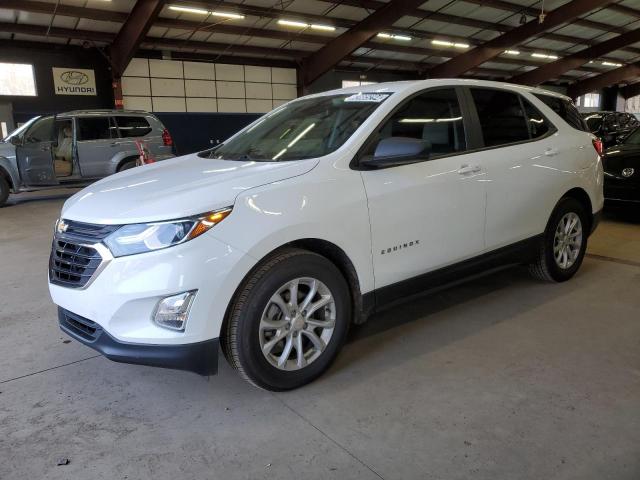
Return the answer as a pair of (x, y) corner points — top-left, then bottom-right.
(62, 153), (319, 224)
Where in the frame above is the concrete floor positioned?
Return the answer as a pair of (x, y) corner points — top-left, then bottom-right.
(1, 189), (639, 480)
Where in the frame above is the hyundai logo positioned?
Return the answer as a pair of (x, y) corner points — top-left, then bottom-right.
(60, 71), (89, 85)
(622, 167), (634, 178)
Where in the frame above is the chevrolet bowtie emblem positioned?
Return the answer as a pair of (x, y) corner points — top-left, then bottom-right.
(57, 220), (69, 233)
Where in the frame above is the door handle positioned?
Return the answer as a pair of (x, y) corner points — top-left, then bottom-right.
(457, 164), (481, 174)
(110, 142), (123, 147)
(41, 145), (51, 152)
(545, 148), (559, 157)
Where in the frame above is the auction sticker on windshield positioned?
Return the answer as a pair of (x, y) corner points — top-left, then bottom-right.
(345, 93), (391, 103)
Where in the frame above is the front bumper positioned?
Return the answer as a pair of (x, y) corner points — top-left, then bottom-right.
(59, 308), (218, 375)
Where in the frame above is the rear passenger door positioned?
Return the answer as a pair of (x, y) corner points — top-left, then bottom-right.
(464, 88), (559, 249)
(76, 116), (118, 178)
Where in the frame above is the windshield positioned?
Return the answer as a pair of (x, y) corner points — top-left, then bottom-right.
(623, 126), (640, 146)
(582, 113), (603, 132)
(204, 93), (391, 161)
(1, 116), (40, 143)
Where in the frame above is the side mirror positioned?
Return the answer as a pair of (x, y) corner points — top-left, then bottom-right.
(360, 137), (431, 169)
(9, 136), (22, 147)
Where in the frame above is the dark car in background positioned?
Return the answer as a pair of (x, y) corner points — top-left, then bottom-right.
(602, 126), (640, 205)
(582, 111), (639, 148)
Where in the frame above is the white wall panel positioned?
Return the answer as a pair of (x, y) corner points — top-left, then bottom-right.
(123, 58), (149, 77)
(245, 65), (271, 83)
(185, 80), (216, 98)
(151, 78), (185, 97)
(123, 96), (152, 111)
(187, 98), (218, 112)
(216, 63), (244, 81)
(272, 83), (297, 100)
(246, 99), (273, 113)
(149, 59), (183, 78)
(216, 81), (245, 98)
(152, 97), (186, 112)
(183, 61), (216, 80)
(245, 82), (272, 99)
(218, 98), (247, 113)
(272, 67), (296, 84)
(122, 76), (151, 96)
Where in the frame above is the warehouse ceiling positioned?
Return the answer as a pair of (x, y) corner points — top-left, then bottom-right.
(0, 0), (639, 95)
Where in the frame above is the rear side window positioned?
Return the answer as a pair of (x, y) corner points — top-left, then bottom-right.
(534, 94), (588, 132)
(115, 116), (152, 138)
(522, 99), (552, 139)
(376, 88), (466, 156)
(77, 117), (112, 141)
(470, 88), (529, 147)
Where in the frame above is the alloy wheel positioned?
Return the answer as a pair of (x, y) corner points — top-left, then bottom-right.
(553, 212), (583, 269)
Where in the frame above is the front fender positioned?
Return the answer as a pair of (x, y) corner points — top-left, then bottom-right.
(0, 156), (20, 191)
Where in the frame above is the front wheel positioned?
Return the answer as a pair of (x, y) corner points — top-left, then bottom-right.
(0, 175), (10, 207)
(222, 248), (351, 391)
(529, 197), (588, 282)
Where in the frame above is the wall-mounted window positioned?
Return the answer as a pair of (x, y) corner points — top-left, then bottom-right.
(576, 92), (600, 108)
(342, 80), (377, 88)
(0, 63), (37, 96)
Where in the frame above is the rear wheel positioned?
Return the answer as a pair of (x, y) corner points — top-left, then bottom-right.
(0, 175), (10, 207)
(222, 248), (351, 391)
(529, 197), (588, 282)
(118, 159), (137, 172)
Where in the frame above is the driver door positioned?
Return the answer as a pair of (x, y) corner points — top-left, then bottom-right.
(358, 88), (486, 297)
(16, 116), (57, 186)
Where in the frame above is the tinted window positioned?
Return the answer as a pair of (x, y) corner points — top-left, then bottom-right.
(115, 116), (152, 138)
(522, 99), (551, 139)
(534, 94), (588, 132)
(25, 116), (54, 143)
(471, 88), (529, 147)
(78, 117), (112, 141)
(375, 88), (466, 156)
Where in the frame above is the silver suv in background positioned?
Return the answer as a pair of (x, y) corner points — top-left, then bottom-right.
(0, 110), (175, 206)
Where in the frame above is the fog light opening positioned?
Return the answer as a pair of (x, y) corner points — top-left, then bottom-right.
(153, 291), (197, 331)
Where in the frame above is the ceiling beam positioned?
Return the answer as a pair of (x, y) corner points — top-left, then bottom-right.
(568, 61), (640, 98)
(110, 0), (165, 77)
(314, 0), (640, 56)
(299, 0), (427, 87)
(426, 0), (614, 78)
(510, 28), (640, 85)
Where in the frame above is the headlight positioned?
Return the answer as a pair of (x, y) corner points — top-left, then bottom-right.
(104, 207), (232, 257)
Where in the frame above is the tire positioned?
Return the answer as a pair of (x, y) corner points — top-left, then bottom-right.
(0, 175), (9, 207)
(529, 197), (589, 282)
(118, 159), (137, 172)
(222, 248), (351, 391)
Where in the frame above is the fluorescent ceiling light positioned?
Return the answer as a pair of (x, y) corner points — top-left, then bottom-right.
(278, 19), (308, 28)
(169, 5), (244, 19)
(504, 50), (520, 55)
(310, 24), (336, 31)
(531, 52), (559, 59)
(169, 5), (209, 15)
(210, 11), (245, 19)
(602, 61), (623, 67)
(378, 33), (411, 41)
(432, 39), (468, 48)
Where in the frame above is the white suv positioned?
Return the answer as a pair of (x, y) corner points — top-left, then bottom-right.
(49, 80), (604, 391)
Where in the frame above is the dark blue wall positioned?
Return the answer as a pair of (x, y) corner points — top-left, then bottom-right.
(155, 112), (261, 155)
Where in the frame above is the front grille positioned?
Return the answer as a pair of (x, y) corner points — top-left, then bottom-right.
(59, 308), (102, 342)
(50, 240), (102, 288)
(49, 219), (120, 289)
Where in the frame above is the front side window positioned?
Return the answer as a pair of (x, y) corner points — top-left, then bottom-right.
(374, 88), (466, 156)
(24, 116), (54, 143)
(116, 116), (152, 138)
(77, 117), (112, 141)
(471, 88), (529, 147)
(206, 93), (391, 161)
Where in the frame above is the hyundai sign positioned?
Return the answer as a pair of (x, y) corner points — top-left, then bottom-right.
(52, 67), (97, 96)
